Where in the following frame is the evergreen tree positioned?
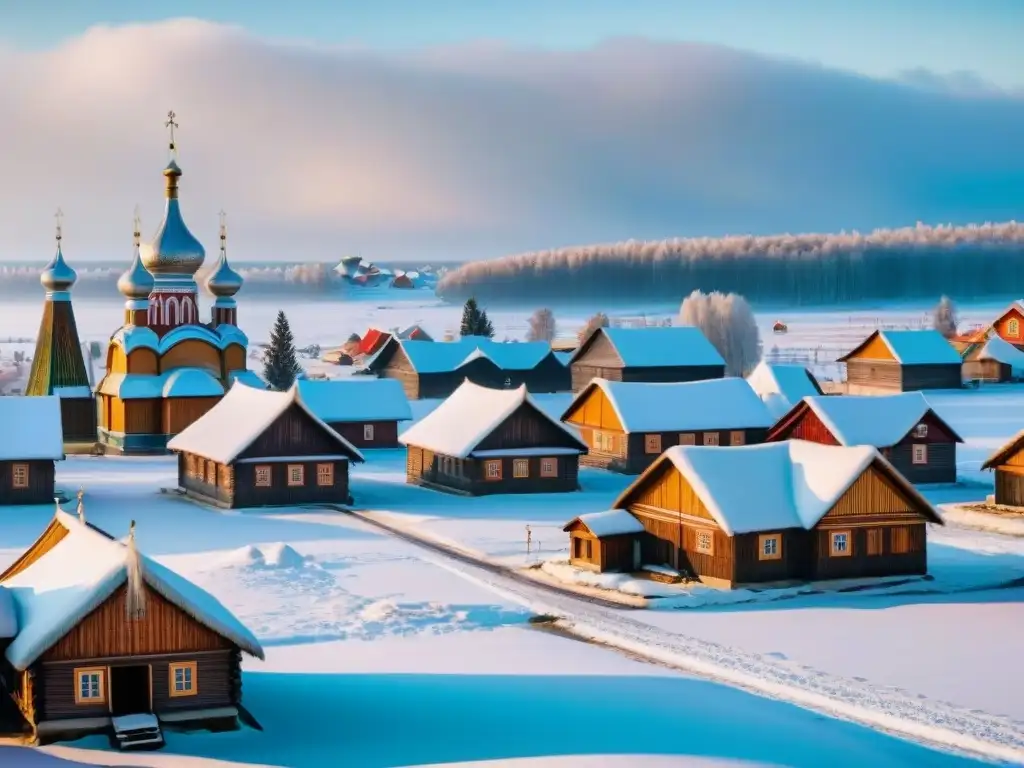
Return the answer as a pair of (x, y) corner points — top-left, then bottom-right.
(459, 298), (495, 338)
(262, 310), (303, 390)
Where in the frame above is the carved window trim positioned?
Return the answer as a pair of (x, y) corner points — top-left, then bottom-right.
(74, 667), (106, 705)
(169, 661), (198, 697)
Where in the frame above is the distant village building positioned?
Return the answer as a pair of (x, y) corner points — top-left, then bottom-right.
(960, 336), (1024, 383)
(560, 377), (774, 474)
(562, 509), (647, 573)
(0, 507), (264, 745)
(766, 392), (962, 485)
(357, 328), (393, 357)
(96, 118), (262, 455)
(296, 378), (413, 448)
(981, 431), (1024, 507)
(367, 338), (570, 400)
(25, 214), (96, 445)
(396, 324), (432, 342)
(399, 380), (587, 495)
(564, 440), (942, 587)
(568, 327), (725, 392)
(974, 301), (1024, 351)
(745, 361), (824, 420)
(0, 396), (64, 506)
(167, 383), (364, 508)
(836, 329), (963, 393)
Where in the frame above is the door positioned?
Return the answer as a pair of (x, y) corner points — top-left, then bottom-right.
(109, 665), (152, 716)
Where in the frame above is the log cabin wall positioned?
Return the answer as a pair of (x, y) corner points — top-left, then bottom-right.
(570, 332), (625, 391)
(845, 360), (903, 391)
(328, 420), (401, 449)
(599, 535), (638, 572)
(163, 397), (221, 437)
(567, 528), (600, 569)
(622, 428), (769, 474)
(59, 397), (98, 443)
(962, 358), (1010, 383)
(0, 459), (55, 506)
(901, 364), (963, 391)
(577, 427), (629, 471)
(237, 403), (353, 459)
(571, 363), (622, 391)
(732, 529), (809, 583)
(465, 454), (579, 495)
(994, 467), (1024, 506)
(375, 347), (420, 400)
(475, 402), (582, 453)
(232, 459), (351, 507)
(178, 453), (234, 506)
(620, 365), (726, 385)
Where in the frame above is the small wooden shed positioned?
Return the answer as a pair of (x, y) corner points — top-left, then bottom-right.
(836, 329), (962, 393)
(167, 382), (364, 508)
(961, 336), (1024, 383)
(0, 395), (65, 506)
(296, 378), (413, 448)
(399, 380), (588, 495)
(563, 509), (645, 572)
(981, 431), (1024, 507)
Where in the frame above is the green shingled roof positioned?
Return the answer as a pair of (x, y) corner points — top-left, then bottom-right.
(25, 300), (91, 396)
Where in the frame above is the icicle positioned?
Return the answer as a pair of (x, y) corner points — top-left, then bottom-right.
(76, 488), (86, 524)
(125, 520), (146, 620)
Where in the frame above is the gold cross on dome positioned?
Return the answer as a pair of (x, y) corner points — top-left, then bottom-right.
(165, 110), (179, 154)
(54, 207), (64, 243)
(133, 205), (142, 247)
(219, 210), (227, 248)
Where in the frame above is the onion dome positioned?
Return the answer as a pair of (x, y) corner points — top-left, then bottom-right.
(41, 209), (77, 293)
(118, 212), (155, 300)
(205, 211), (243, 298)
(140, 158), (206, 276)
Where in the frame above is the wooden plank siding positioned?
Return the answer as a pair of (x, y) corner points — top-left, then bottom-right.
(59, 397), (98, 444)
(994, 468), (1024, 506)
(328, 420), (401, 449)
(0, 459), (56, 506)
(962, 358), (1012, 383)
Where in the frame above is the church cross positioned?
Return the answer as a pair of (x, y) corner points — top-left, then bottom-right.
(54, 208), (64, 243)
(165, 110), (179, 155)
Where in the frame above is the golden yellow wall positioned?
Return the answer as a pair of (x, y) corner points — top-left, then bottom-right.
(223, 344), (246, 373)
(160, 339), (222, 375)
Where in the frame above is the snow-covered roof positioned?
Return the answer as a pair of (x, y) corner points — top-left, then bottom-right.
(167, 382), (364, 464)
(228, 369), (266, 389)
(399, 380), (587, 458)
(746, 362), (822, 420)
(573, 327), (725, 368)
(111, 323), (248, 355)
(297, 378), (413, 422)
(970, 336), (1024, 374)
(616, 440), (941, 536)
(0, 396), (64, 460)
(565, 377), (774, 433)
(554, 351), (573, 366)
(2, 511), (264, 669)
(97, 368), (226, 400)
(391, 338), (556, 374)
(161, 368), (225, 398)
(563, 509), (646, 538)
(53, 385), (94, 399)
(841, 330), (962, 365)
(792, 393), (963, 447)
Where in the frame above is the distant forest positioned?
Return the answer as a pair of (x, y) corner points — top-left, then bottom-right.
(435, 222), (1024, 306)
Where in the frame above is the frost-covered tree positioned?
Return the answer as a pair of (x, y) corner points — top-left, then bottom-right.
(459, 298), (495, 338)
(526, 308), (557, 342)
(262, 311), (303, 390)
(933, 295), (959, 338)
(679, 290), (762, 376)
(577, 312), (610, 344)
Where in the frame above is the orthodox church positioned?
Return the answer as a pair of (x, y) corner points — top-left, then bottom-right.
(96, 113), (262, 454)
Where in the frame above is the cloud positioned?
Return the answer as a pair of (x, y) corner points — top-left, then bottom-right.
(0, 20), (1022, 262)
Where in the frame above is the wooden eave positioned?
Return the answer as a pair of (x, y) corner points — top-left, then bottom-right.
(566, 328), (624, 367)
(981, 428), (1024, 470)
(764, 400), (817, 442)
(836, 330), (885, 363)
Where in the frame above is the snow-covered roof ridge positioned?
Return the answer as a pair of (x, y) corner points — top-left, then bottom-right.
(167, 381), (364, 464)
(3, 510), (264, 669)
(746, 362), (823, 420)
(571, 326), (726, 368)
(0, 396), (64, 461)
(840, 329), (962, 365)
(388, 337), (556, 374)
(614, 440), (941, 536)
(399, 379), (587, 458)
(296, 378), (413, 423)
(789, 392), (964, 447)
(563, 509), (646, 538)
(971, 336), (1024, 374)
(565, 377), (774, 433)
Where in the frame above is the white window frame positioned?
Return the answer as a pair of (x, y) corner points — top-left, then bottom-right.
(912, 443), (928, 465)
(363, 424), (375, 441)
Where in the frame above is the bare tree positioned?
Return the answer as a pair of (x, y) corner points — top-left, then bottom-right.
(577, 311), (610, 344)
(679, 290), (762, 376)
(526, 308), (557, 342)
(933, 295), (958, 338)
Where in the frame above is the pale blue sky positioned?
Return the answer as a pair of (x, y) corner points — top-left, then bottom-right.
(2, 0), (1023, 89)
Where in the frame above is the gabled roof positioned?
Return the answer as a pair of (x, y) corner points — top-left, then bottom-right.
(369, 338), (556, 375)
(965, 335), (1024, 375)
(25, 300), (91, 397)
(2, 510), (264, 669)
(0, 395), (64, 460)
(768, 392), (963, 447)
(569, 327), (725, 368)
(562, 377), (774, 433)
(296, 378), (413, 423)
(397, 324), (433, 341)
(562, 509), (646, 538)
(167, 382), (364, 464)
(982, 430), (1024, 470)
(358, 329), (391, 356)
(745, 362), (823, 420)
(613, 440), (942, 536)
(837, 329), (962, 365)
(399, 380), (587, 459)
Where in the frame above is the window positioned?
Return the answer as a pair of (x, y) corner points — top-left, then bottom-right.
(891, 526), (912, 554)
(317, 463), (334, 486)
(11, 463), (29, 489)
(540, 458), (558, 478)
(1010, 318), (1020, 338)
(186, 455), (196, 478)
(363, 424), (375, 441)
(866, 528), (883, 556)
(287, 465), (305, 486)
(485, 460), (502, 480)
(593, 430), (615, 453)
(830, 530), (852, 557)
(913, 423), (928, 438)
(206, 462), (217, 485)
(254, 465), (272, 487)
(75, 668), (106, 705)
(679, 433), (695, 446)
(513, 459), (530, 478)
(585, 539), (593, 559)
(169, 662), (197, 697)
(703, 433), (720, 446)
(644, 434), (662, 454)
(573, 537), (582, 559)
(758, 534), (782, 561)
(695, 530), (714, 555)
(730, 431), (745, 446)
(912, 444), (928, 465)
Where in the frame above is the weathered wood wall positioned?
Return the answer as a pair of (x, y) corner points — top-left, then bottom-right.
(901, 364), (963, 391)
(994, 467), (1024, 506)
(59, 397), (98, 444)
(329, 420), (400, 449)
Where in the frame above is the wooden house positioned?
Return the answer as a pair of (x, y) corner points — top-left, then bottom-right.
(570, 440), (942, 587)
(357, 328), (392, 357)
(961, 336), (1024, 383)
(397, 324), (433, 342)
(367, 337), (570, 400)
(0, 508), (264, 746)
(0, 396), (65, 506)
(167, 382), (364, 508)
(399, 380), (588, 496)
(981, 432), (1024, 507)
(560, 377), (774, 474)
(296, 378), (413, 448)
(978, 301), (1024, 350)
(567, 327), (725, 392)
(836, 329), (962, 393)
(563, 509), (646, 572)
(390, 274), (415, 289)
(745, 361), (823, 420)
(766, 392), (962, 485)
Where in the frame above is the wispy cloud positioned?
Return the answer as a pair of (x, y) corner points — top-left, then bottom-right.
(0, 20), (1021, 262)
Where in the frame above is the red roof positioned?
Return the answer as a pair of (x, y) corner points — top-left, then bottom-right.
(359, 329), (391, 356)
